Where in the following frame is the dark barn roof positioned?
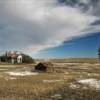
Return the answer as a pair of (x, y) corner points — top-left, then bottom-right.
(34, 62), (53, 72)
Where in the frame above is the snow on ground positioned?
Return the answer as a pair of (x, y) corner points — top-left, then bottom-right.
(5, 71), (38, 76)
(9, 77), (17, 80)
(43, 80), (63, 83)
(78, 79), (100, 89)
(5, 77), (17, 81)
(0, 65), (16, 68)
(70, 83), (80, 89)
(51, 94), (62, 99)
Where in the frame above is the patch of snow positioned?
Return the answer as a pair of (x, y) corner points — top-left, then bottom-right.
(78, 79), (100, 89)
(0, 65), (15, 68)
(70, 83), (80, 89)
(4, 77), (17, 81)
(87, 73), (100, 77)
(5, 71), (38, 76)
(51, 94), (62, 99)
(54, 63), (80, 66)
(10, 77), (17, 80)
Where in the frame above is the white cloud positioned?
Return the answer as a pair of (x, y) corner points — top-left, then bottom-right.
(0, 0), (99, 55)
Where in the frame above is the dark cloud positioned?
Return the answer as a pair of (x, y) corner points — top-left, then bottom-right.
(0, 0), (99, 54)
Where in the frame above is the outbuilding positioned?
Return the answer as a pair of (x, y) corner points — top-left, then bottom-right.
(34, 62), (54, 72)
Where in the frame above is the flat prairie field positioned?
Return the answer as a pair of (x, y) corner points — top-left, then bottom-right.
(0, 61), (100, 100)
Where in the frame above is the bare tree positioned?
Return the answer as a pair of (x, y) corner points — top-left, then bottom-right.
(98, 46), (100, 59)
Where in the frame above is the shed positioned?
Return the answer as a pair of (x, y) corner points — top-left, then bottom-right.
(34, 62), (54, 72)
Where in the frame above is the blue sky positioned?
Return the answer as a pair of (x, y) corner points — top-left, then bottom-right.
(0, 0), (100, 58)
(35, 32), (100, 58)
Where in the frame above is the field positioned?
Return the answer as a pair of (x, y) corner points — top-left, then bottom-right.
(0, 58), (100, 100)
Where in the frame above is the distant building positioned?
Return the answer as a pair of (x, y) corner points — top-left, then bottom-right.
(32, 62), (54, 72)
(17, 55), (23, 64)
(0, 51), (34, 64)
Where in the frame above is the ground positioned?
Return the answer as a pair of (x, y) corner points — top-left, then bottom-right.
(0, 59), (100, 100)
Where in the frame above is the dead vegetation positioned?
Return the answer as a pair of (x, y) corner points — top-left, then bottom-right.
(0, 59), (100, 100)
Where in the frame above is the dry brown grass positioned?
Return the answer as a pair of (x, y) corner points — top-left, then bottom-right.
(0, 73), (72, 100)
(0, 62), (100, 100)
(51, 58), (99, 63)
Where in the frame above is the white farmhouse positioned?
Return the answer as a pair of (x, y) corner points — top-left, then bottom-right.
(17, 55), (23, 64)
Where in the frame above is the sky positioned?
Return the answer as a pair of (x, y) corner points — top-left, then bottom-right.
(0, 0), (100, 58)
(35, 32), (100, 58)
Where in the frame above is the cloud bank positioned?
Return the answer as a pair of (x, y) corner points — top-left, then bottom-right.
(0, 0), (100, 55)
